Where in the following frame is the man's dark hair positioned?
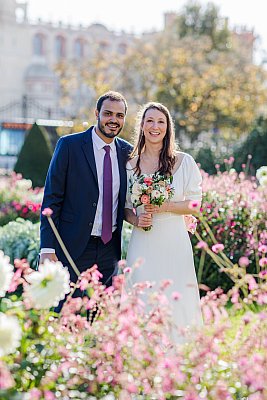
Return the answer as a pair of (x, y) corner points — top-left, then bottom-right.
(96, 91), (128, 114)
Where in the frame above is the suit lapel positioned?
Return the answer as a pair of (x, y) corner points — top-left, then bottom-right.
(82, 127), (98, 183)
(115, 138), (127, 205)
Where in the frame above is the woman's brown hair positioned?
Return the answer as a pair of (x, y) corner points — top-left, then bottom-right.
(130, 102), (178, 176)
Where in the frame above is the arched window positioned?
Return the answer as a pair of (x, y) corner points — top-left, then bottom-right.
(33, 33), (45, 56)
(99, 41), (109, 52)
(55, 35), (66, 59)
(74, 38), (84, 58)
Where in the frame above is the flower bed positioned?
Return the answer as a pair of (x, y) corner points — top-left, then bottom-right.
(0, 172), (43, 226)
(0, 246), (266, 399)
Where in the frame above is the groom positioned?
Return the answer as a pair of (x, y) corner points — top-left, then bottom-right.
(40, 91), (132, 292)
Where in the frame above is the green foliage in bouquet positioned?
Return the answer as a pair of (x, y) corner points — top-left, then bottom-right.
(0, 219), (40, 268)
(14, 123), (53, 188)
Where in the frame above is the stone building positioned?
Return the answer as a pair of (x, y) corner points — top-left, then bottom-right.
(0, 0), (136, 121)
(0, 0), (256, 169)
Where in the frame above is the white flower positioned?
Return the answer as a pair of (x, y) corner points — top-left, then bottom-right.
(101, 395), (115, 400)
(131, 194), (140, 205)
(24, 260), (70, 309)
(151, 190), (161, 199)
(0, 313), (22, 356)
(259, 175), (267, 187)
(0, 251), (14, 297)
(256, 166), (267, 181)
(15, 178), (32, 190)
(131, 182), (142, 195)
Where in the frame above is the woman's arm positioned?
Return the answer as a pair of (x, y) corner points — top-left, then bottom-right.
(124, 208), (153, 228)
(144, 199), (201, 216)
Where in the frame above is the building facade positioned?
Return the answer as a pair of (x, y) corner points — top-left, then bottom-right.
(0, 1), (255, 169)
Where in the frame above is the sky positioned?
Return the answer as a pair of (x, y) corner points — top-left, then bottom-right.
(24, 0), (267, 62)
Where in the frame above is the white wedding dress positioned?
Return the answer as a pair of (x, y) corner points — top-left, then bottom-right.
(125, 152), (203, 337)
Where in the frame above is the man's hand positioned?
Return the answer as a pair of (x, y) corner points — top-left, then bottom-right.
(137, 213), (153, 228)
(39, 253), (58, 265)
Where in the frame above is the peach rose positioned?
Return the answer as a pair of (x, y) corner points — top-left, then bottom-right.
(140, 194), (150, 204)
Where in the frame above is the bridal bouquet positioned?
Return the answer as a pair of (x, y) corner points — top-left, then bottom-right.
(129, 172), (175, 231)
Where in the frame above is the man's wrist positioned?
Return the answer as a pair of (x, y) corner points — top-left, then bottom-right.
(133, 216), (138, 227)
(40, 248), (56, 254)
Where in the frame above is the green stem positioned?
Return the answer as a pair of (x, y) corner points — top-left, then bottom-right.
(47, 216), (80, 277)
(197, 249), (206, 283)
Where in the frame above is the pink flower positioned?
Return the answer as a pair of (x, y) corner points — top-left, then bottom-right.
(259, 258), (267, 268)
(127, 383), (138, 394)
(140, 194), (150, 204)
(44, 391), (56, 400)
(259, 270), (267, 278)
(212, 243), (224, 253)
(196, 241), (208, 250)
(258, 245), (267, 253)
(172, 291), (181, 300)
(238, 256), (250, 267)
(42, 207), (53, 217)
(144, 176), (153, 186)
(247, 275), (258, 291)
(188, 200), (200, 210)
(123, 267), (132, 274)
(28, 389), (42, 400)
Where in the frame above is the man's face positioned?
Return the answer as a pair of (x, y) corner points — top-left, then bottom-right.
(95, 99), (126, 142)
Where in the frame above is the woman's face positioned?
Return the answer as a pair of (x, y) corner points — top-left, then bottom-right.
(142, 108), (167, 145)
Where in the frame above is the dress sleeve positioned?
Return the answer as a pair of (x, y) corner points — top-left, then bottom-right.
(125, 168), (133, 209)
(183, 154), (202, 201)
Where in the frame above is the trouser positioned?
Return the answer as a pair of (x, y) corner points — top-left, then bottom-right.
(54, 230), (120, 313)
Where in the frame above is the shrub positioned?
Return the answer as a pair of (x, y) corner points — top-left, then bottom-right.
(14, 123), (53, 188)
(233, 116), (267, 175)
(195, 146), (217, 175)
(0, 219), (40, 268)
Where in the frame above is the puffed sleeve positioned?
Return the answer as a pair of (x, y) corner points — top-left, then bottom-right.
(125, 168), (133, 209)
(183, 154), (202, 201)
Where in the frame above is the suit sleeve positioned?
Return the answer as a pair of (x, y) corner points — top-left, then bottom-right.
(40, 137), (69, 249)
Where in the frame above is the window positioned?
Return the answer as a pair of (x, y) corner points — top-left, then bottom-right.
(33, 33), (45, 56)
(74, 38), (84, 58)
(0, 128), (25, 156)
(55, 35), (66, 59)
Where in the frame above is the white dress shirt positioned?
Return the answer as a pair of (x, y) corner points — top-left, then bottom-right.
(41, 128), (120, 254)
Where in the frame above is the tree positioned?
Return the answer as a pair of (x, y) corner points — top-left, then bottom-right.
(177, 1), (231, 50)
(14, 123), (53, 187)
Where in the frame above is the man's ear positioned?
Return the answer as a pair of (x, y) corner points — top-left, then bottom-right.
(95, 109), (99, 119)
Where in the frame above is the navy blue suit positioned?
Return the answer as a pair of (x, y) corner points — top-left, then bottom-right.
(40, 126), (132, 282)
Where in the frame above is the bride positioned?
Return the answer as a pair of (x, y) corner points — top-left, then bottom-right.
(124, 102), (203, 336)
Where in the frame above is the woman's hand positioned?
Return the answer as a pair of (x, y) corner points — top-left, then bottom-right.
(144, 202), (170, 214)
(137, 212), (153, 228)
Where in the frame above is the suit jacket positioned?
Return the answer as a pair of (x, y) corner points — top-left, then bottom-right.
(40, 126), (133, 263)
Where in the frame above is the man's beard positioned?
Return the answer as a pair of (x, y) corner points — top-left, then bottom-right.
(97, 120), (123, 139)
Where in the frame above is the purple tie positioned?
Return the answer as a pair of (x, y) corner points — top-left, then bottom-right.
(101, 145), (113, 244)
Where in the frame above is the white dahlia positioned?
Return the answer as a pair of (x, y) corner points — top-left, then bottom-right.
(0, 313), (22, 356)
(0, 251), (14, 297)
(259, 175), (267, 187)
(256, 166), (267, 181)
(24, 260), (70, 309)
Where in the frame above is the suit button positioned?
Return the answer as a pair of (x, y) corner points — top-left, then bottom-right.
(93, 202), (97, 207)
(89, 222), (93, 226)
